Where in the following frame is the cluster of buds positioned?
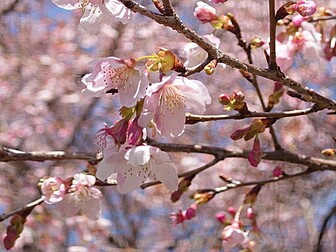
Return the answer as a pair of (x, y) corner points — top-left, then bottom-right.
(193, 2), (235, 31)
(216, 206), (255, 251)
(219, 90), (248, 113)
(230, 119), (276, 167)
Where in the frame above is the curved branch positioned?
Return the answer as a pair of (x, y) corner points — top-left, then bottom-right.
(0, 0), (20, 16)
(119, 0), (336, 111)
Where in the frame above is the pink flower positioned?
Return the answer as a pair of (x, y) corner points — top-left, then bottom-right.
(58, 174), (102, 220)
(82, 57), (148, 107)
(40, 177), (66, 204)
(50, 0), (132, 31)
(295, 1), (317, 17)
(97, 144), (178, 193)
(138, 74), (211, 137)
(248, 135), (262, 167)
(221, 222), (250, 251)
(194, 2), (218, 23)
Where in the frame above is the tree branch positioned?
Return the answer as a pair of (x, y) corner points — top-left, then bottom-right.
(119, 0), (336, 111)
(185, 106), (322, 124)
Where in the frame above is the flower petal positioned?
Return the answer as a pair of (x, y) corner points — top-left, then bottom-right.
(151, 162), (178, 191)
(116, 164), (145, 193)
(51, 0), (81, 10)
(81, 197), (101, 220)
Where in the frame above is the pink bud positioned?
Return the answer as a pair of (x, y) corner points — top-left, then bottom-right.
(273, 166), (284, 177)
(218, 93), (231, 105)
(295, 1), (317, 17)
(228, 207), (236, 216)
(194, 2), (218, 23)
(292, 14), (306, 27)
(248, 136), (262, 167)
(230, 127), (250, 141)
(233, 90), (245, 102)
(246, 207), (255, 220)
(185, 204), (197, 220)
(216, 212), (227, 224)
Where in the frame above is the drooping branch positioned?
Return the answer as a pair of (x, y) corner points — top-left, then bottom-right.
(119, 0), (336, 111)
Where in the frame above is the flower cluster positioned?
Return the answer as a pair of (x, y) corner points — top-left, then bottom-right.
(40, 174), (102, 220)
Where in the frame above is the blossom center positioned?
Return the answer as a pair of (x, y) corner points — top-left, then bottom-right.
(102, 63), (130, 89)
(159, 84), (186, 114)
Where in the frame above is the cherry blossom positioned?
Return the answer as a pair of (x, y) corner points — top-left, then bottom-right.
(138, 74), (211, 137)
(40, 177), (66, 204)
(58, 174), (102, 220)
(96, 143), (178, 193)
(180, 34), (221, 67)
(50, 0), (132, 31)
(221, 222), (250, 251)
(81, 57), (148, 107)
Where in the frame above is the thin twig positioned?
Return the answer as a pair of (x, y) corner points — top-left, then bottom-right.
(0, 197), (44, 222)
(268, 0), (277, 70)
(185, 106), (322, 124)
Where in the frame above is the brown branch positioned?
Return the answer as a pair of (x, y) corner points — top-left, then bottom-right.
(119, 0), (336, 111)
(268, 0), (277, 70)
(0, 0), (20, 16)
(181, 56), (213, 77)
(214, 168), (313, 194)
(161, 0), (174, 16)
(146, 139), (336, 172)
(0, 197), (44, 222)
(140, 157), (221, 189)
(0, 146), (101, 162)
(185, 106), (322, 124)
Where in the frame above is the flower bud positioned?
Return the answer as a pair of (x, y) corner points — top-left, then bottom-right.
(219, 93), (231, 105)
(273, 166), (284, 177)
(295, 0), (317, 17)
(246, 207), (255, 220)
(194, 2), (218, 23)
(216, 212), (227, 224)
(250, 36), (265, 49)
(185, 204), (197, 220)
(228, 207), (236, 216)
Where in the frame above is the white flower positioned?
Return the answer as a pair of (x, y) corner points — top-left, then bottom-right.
(81, 57), (148, 107)
(58, 174), (102, 220)
(51, 0), (132, 31)
(97, 143), (178, 193)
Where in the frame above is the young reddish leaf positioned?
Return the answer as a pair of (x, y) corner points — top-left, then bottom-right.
(3, 214), (27, 250)
(171, 174), (196, 203)
(248, 135), (262, 167)
(275, 1), (296, 22)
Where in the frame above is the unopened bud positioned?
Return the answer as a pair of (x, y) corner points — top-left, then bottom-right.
(246, 207), (255, 220)
(228, 207), (236, 216)
(250, 36), (265, 49)
(219, 93), (231, 105)
(216, 212), (227, 224)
